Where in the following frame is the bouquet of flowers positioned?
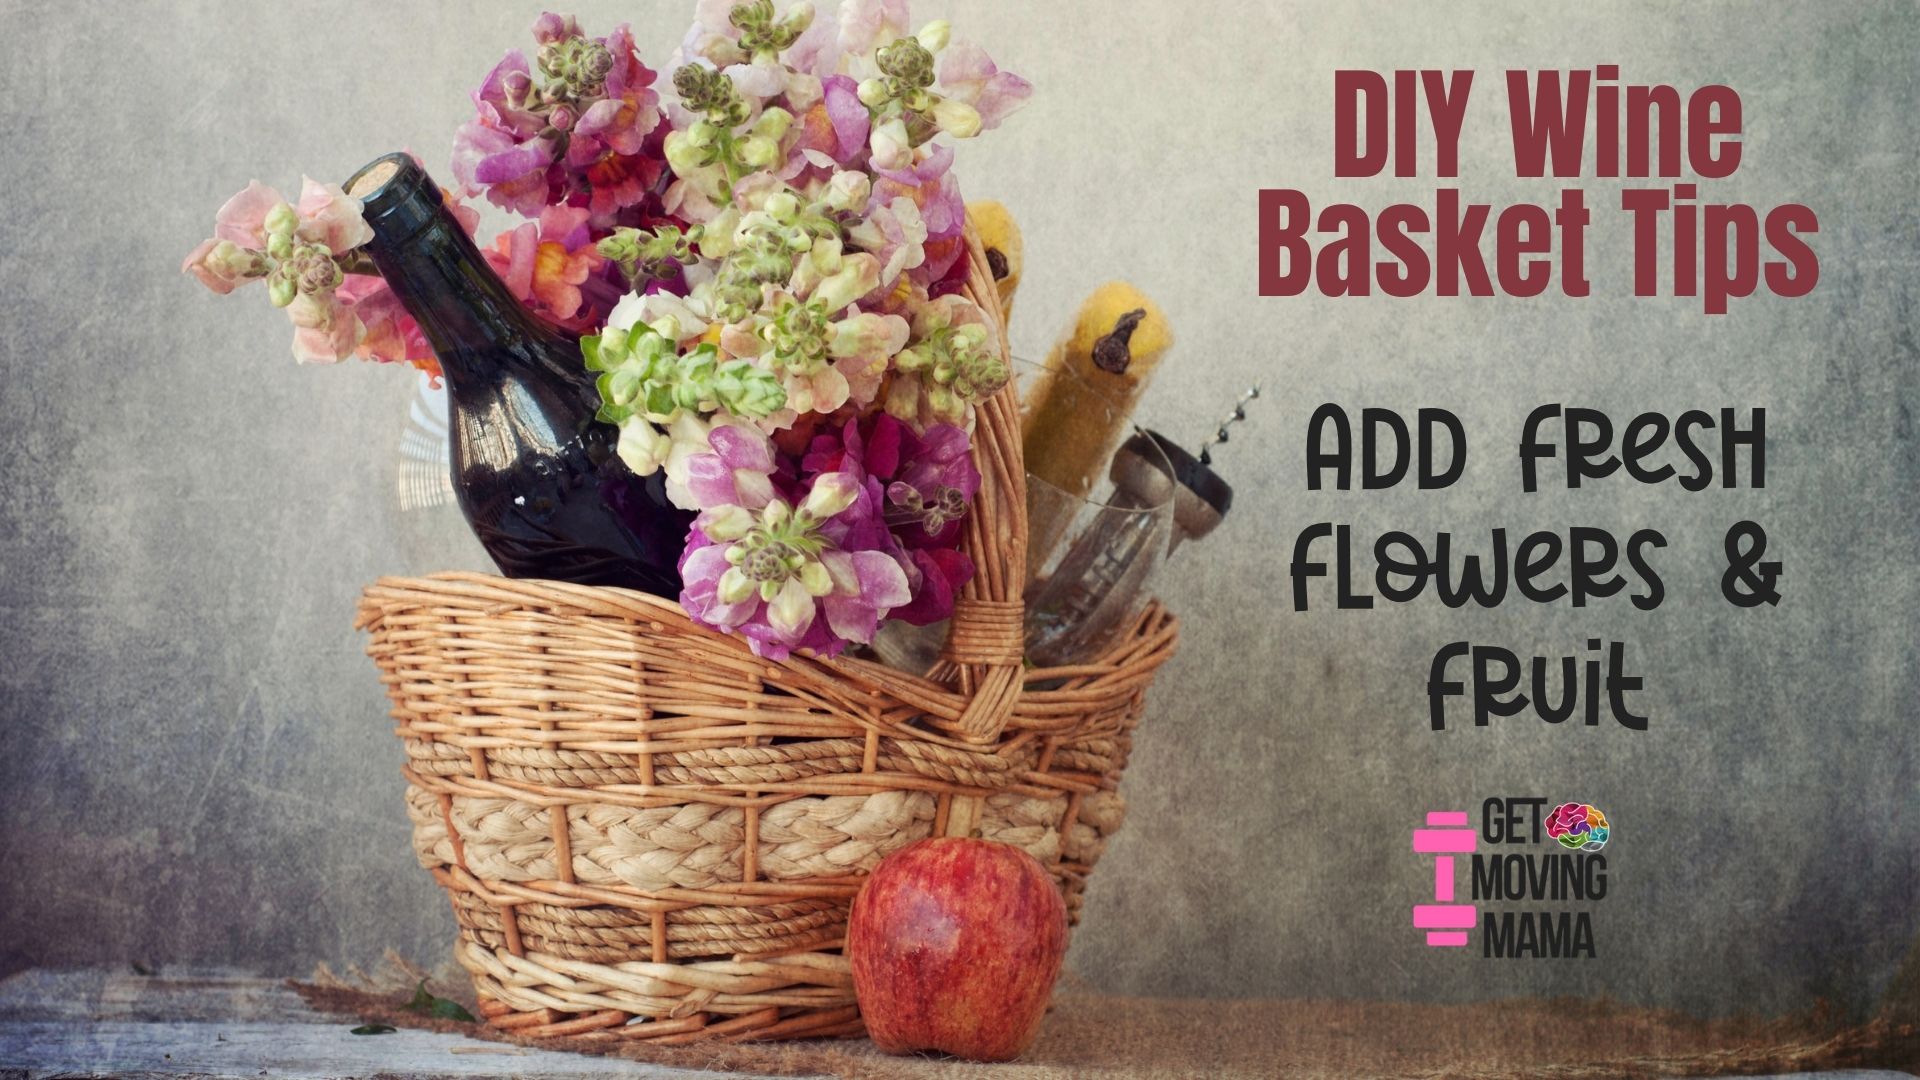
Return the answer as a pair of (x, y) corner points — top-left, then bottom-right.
(184, 0), (1030, 662)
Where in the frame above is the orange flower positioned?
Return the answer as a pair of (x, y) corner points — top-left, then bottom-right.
(484, 205), (607, 326)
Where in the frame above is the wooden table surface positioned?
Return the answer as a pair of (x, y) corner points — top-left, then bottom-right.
(1, 968), (1911, 1080)
(0, 969), (802, 1080)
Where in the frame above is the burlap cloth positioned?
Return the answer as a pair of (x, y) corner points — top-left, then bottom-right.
(295, 964), (1920, 1080)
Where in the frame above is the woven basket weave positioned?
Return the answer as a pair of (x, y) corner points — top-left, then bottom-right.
(354, 225), (1180, 1045)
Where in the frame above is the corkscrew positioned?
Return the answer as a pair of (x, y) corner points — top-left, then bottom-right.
(1166, 384), (1258, 551)
(1200, 386), (1261, 466)
(1023, 387), (1258, 665)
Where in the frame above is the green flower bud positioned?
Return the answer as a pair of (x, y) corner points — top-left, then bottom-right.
(926, 383), (961, 423)
(916, 20), (951, 53)
(616, 418), (672, 476)
(675, 64), (749, 126)
(762, 498), (793, 532)
(717, 565), (760, 604)
(264, 202), (299, 239)
(932, 97), (982, 139)
(280, 245), (343, 296)
(598, 226), (700, 289)
(730, 0), (814, 58)
(597, 231), (640, 265)
(739, 134), (780, 169)
(857, 78), (890, 107)
(705, 504), (758, 544)
(208, 240), (268, 280)
(266, 231), (294, 261)
(762, 295), (834, 375)
(799, 559), (834, 597)
(267, 274), (297, 309)
(579, 41), (614, 87)
(664, 130), (708, 179)
(954, 347), (1008, 399)
(754, 106), (795, 142)
(876, 37), (936, 90)
(730, 0), (774, 33)
(711, 362), (787, 418)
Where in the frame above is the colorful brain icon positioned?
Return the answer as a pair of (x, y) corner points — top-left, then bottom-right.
(1545, 802), (1610, 851)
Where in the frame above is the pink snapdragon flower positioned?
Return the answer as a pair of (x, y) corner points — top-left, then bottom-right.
(183, 177), (377, 363)
(186, 168), (487, 373)
(211, 180), (286, 248)
(452, 52), (555, 216)
(678, 423), (911, 659)
(867, 146), (963, 286)
(294, 176), (376, 254)
(847, 193), (926, 288)
(837, 0), (910, 58)
(936, 40), (1033, 132)
(336, 276), (437, 378)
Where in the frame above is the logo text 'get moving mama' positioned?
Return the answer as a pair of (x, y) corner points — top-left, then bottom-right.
(1414, 801), (1612, 956)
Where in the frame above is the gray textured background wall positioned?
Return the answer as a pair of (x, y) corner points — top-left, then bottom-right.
(2, 0), (1916, 1020)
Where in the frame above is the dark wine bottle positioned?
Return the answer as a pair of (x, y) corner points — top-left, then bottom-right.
(345, 153), (691, 595)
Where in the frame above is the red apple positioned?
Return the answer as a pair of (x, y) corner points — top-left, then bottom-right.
(848, 837), (1068, 1061)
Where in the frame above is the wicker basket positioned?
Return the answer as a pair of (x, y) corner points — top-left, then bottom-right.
(354, 226), (1180, 1045)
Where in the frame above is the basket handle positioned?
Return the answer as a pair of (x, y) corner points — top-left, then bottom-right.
(934, 221), (1028, 743)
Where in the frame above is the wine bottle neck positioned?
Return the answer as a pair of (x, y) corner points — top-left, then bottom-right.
(346, 155), (555, 385)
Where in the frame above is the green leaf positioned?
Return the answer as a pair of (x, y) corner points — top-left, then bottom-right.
(400, 980), (476, 1024)
(429, 998), (478, 1023)
(350, 1024), (397, 1036)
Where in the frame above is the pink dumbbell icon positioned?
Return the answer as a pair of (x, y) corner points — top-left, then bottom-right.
(1413, 811), (1477, 947)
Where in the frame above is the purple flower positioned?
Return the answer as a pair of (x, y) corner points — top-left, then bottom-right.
(884, 422), (979, 544)
(679, 470), (910, 660)
(453, 68), (557, 218)
(676, 426), (912, 660)
(532, 11), (583, 44)
(451, 18), (665, 219)
(890, 547), (973, 626)
(822, 74), (871, 162)
(685, 423), (779, 509)
(572, 25), (661, 159)
(799, 414), (977, 627)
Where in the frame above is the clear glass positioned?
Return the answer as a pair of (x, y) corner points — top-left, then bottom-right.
(872, 358), (1175, 673)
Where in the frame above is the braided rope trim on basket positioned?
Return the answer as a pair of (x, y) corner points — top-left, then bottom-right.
(457, 939), (861, 1038)
(449, 890), (848, 962)
(408, 783), (1129, 900)
(425, 786), (1127, 991)
(401, 732), (1035, 790)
